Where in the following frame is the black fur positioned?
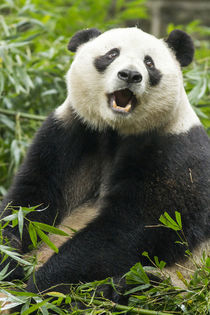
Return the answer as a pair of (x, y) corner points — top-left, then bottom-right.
(0, 112), (209, 294)
(68, 28), (101, 52)
(144, 55), (162, 86)
(94, 48), (120, 73)
(165, 30), (194, 67)
(0, 113), (100, 252)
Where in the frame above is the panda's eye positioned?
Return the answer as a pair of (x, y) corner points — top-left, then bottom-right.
(95, 48), (120, 72)
(107, 48), (120, 60)
(144, 56), (155, 69)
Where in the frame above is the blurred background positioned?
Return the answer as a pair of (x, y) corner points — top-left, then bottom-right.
(0, 0), (210, 198)
(141, 0), (210, 36)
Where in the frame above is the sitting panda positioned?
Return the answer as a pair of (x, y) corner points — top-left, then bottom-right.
(0, 27), (209, 295)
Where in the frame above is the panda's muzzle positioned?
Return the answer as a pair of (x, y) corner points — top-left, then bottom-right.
(108, 89), (137, 114)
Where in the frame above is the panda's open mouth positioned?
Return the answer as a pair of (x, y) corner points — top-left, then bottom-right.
(108, 89), (137, 114)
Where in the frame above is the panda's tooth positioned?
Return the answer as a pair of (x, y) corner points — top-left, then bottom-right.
(125, 104), (132, 112)
(112, 99), (117, 108)
(112, 98), (132, 113)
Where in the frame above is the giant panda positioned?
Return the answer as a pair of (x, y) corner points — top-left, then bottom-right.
(0, 27), (209, 299)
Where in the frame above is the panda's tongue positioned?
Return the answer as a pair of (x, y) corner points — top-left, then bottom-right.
(112, 89), (133, 113)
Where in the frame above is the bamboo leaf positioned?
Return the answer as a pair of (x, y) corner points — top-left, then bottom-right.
(46, 292), (66, 298)
(21, 299), (51, 315)
(175, 211), (182, 229)
(124, 283), (150, 295)
(0, 245), (31, 265)
(33, 222), (69, 236)
(163, 212), (179, 227)
(18, 207), (24, 240)
(28, 222), (37, 247)
(159, 260), (166, 270)
(159, 212), (181, 231)
(1, 213), (18, 222)
(154, 256), (160, 267)
(159, 214), (168, 226)
(0, 71), (5, 94)
(35, 228), (58, 253)
(0, 114), (15, 131)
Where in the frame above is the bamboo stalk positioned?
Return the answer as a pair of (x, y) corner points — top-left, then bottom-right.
(71, 295), (173, 315)
(0, 108), (46, 121)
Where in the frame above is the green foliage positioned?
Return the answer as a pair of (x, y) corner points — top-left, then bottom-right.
(0, 205), (69, 256)
(159, 211), (182, 231)
(0, 1), (67, 195)
(0, 208), (209, 314)
(126, 258), (210, 315)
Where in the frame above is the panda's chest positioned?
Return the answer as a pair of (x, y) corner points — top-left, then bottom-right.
(100, 134), (190, 203)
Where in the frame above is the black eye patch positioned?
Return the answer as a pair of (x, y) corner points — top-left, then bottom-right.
(94, 48), (120, 73)
(144, 55), (162, 86)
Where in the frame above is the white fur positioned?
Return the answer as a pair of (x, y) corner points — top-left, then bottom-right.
(56, 27), (201, 135)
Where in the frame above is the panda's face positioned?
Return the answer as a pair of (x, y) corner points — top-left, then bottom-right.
(65, 28), (188, 135)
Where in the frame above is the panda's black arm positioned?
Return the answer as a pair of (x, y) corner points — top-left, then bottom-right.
(0, 113), (99, 275)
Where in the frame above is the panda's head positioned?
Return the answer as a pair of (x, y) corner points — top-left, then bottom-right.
(61, 27), (196, 135)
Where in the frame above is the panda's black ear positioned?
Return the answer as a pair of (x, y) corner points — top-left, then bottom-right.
(68, 28), (101, 52)
(165, 30), (194, 67)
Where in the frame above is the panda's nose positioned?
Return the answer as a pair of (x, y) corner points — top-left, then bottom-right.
(117, 69), (142, 84)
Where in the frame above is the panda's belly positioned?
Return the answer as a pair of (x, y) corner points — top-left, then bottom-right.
(31, 203), (100, 268)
